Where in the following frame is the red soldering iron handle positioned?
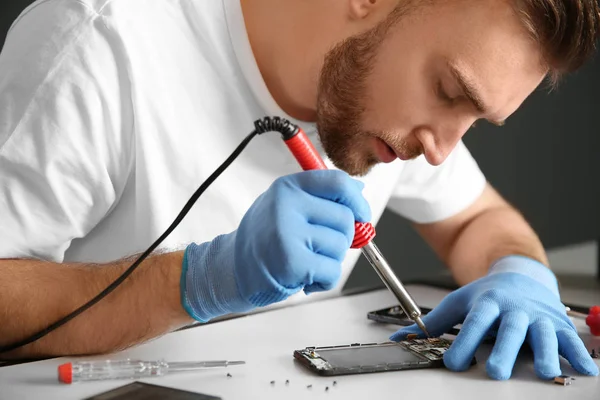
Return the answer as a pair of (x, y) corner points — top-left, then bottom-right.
(283, 128), (376, 249)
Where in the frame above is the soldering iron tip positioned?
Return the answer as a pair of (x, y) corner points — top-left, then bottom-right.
(414, 317), (430, 338)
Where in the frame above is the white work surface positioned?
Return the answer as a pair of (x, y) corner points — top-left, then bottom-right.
(1, 284), (599, 400)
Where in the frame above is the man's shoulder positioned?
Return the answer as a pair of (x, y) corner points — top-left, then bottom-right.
(9, 0), (213, 34)
(6, 0), (117, 51)
(3, 0), (126, 83)
(4, 0), (203, 72)
(13, 0), (162, 18)
(10, 0), (115, 30)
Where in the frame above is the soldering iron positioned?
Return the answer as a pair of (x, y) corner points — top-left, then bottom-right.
(0, 116), (427, 354)
(270, 118), (429, 337)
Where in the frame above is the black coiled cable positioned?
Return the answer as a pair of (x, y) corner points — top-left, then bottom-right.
(253, 116), (298, 139)
(0, 117), (295, 355)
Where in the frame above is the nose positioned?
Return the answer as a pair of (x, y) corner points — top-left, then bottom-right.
(414, 122), (473, 166)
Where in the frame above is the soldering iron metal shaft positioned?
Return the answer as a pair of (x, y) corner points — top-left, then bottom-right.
(361, 241), (429, 337)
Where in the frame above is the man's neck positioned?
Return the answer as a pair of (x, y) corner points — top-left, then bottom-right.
(240, 0), (321, 122)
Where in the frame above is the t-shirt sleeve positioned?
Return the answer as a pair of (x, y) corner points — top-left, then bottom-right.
(386, 140), (486, 224)
(0, 0), (133, 262)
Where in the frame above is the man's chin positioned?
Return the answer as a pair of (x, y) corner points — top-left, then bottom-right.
(317, 131), (378, 176)
(328, 156), (378, 177)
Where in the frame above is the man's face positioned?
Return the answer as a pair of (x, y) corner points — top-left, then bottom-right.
(316, 0), (547, 176)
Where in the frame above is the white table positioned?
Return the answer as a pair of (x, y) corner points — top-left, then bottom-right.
(1, 284), (599, 400)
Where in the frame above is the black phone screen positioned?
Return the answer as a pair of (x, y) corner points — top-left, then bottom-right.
(315, 343), (425, 369)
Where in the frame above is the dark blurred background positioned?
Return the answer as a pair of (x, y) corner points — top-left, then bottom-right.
(1, 2), (30, 48)
(2, 1), (598, 293)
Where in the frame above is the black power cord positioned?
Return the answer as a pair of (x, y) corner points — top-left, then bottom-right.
(0, 116), (298, 354)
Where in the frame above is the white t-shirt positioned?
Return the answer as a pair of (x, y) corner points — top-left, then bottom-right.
(0, 0), (486, 307)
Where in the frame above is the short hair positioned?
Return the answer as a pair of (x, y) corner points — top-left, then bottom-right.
(511, 0), (600, 84)
(388, 0), (600, 85)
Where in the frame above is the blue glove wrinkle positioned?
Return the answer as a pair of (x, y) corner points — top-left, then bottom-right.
(248, 290), (292, 308)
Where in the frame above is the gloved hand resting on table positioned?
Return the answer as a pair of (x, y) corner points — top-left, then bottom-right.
(390, 256), (599, 380)
(180, 170), (371, 322)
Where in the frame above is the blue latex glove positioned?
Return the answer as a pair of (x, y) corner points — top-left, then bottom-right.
(390, 255), (599, 380)
(180, 170), (371, 322)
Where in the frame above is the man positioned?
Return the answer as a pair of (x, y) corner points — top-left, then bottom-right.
(0, 0), (598, 381)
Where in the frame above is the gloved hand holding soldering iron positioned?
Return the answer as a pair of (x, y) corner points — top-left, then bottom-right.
(182, 170), (371, 317)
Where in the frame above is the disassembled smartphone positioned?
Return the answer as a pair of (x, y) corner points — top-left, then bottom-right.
(293, 338), (476, 376)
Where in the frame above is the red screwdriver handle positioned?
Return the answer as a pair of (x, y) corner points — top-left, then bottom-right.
(283, 128), (376, 249)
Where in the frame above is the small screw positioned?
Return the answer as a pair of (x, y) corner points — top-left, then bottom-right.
(227, 373), (232, 378)
(307, 384), (313, 389)
(333, 381), (337, 386)
(325, 386), (329, 392)
(285, 379), (289, 385)
(270, 381), (275, 385)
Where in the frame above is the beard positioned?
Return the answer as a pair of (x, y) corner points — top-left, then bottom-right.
(315, 6), (423, 176)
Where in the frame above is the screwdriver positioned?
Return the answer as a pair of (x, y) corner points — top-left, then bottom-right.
(57, 359), (245, 384)
(278, 121), (429, 337)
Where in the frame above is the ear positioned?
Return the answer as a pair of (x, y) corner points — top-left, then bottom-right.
(348, 0), (378, 20)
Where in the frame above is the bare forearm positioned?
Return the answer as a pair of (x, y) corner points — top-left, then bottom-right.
(447, 206), (548, 285)
(0, 252), (193, 360)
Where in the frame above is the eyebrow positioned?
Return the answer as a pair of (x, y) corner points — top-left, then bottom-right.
(446, 61), (506, 127)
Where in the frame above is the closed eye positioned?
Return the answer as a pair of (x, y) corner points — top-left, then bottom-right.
(436, 80), (455, 105)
